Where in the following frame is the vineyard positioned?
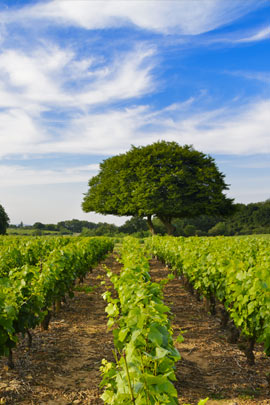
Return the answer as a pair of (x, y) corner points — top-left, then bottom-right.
(146, 235), (270, 365)
(0, 235), (270, 404)
(0, 236), (114, 367)
(100, 237), (184, 404)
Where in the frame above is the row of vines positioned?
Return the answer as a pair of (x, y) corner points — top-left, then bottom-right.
(146, 235), (270, 365)
(0, 235), (114, 367)
(100, 237), (207, 405)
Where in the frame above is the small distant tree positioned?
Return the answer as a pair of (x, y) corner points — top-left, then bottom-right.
(208, 221), (228, 236)
(119, 216), (148, 234)
(184, 224), (196, 237)
(63, 219), (83, 233)
(33, 222), (45, 230)
(82, 141), (234, 235)
(93, 223), (118, 236)
(33, 229), (43, 236)
(195, 229), (207, 236)
(81, 227), (95, 236)
(45, 224), (58, 231)
(59, 226), (72, 235)
(0, 204), (9, 235)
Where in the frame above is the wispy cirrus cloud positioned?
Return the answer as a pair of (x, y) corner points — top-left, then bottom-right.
(165, 99), (270, 155)
(1, 97), (270, 160)
(0, 46), (73, 111)
(195, 25), (270, 48)
(236, 25), (270, 42)
(225, 69), (270, 84)
(0, 43), (156, 158)
(0, 44), (155, 111)
(1, 0), (265, 35)
(68, 98), (270, 156)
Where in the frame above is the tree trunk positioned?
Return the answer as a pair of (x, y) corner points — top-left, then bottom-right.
(41, 310), (51, 330)
(244, 337), (255, 366)
(158, 216), (176, 235)
(146, 215), (155, 235)
(8, 349), (14, 369)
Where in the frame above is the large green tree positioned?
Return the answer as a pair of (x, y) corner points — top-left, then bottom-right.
(0, 203), (9, 235)
(82, 141), (234, 234)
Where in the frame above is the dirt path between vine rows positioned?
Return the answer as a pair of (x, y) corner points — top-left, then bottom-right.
(0, 254), (119, 405)
(0, 253), (270, 404)
(149, 258), (270, 405)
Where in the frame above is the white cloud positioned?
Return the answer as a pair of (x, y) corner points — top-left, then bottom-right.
(76, 46), (155, 105)
(0, 46), (74, 110)
(0, 164), (99, 186)
(198, 24), (270, 46)
(2, 0), (264, 36)
(0, 44), (155, 108)
(151, 99), (270, 155)
(0, 109), (46, 155)
(63, 98), (269, 157)
(33, 106), (150, 155)
(0, 44), (155, 157)
(226, 70), (270, 84)
(1, 98), (270, 159)
(236, 26), (270, 42)
(1, 98), (270, 223)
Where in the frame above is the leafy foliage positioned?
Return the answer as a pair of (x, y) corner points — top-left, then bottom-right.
(0, 236), (114, 358)
(0, 204), (9, 235)
(224, 200), (270, 235)
(82, 141), (233, 235)
(100, 237), (181, 404)
(147, 235), (270, 356)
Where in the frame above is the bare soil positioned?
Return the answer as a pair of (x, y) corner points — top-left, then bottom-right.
(0, 253), (270, 405)
(150, 258), (270, 405)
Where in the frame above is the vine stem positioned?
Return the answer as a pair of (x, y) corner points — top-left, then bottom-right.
(123, 351), (136, 404)
(140, 352), (150, 405)
(113, 350), (124, 383)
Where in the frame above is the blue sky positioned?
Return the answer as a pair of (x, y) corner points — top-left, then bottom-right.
(0, 0), (269, 225)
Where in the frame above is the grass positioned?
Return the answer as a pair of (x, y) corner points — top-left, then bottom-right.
(7, 228), (60, 236)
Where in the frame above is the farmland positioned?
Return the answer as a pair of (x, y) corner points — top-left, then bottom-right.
(147, 235), (270, 364)
(0, 235), (270, 404)
(0, 236), (114, 366)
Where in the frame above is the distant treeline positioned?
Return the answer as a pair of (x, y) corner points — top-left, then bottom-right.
(9, 217), (149, 237)
(9, 199), (270, 237)
(170, 199), (270, 236)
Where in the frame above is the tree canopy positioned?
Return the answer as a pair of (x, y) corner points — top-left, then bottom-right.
(0, 203), (9, 235)
(82, 141), (234, 234)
